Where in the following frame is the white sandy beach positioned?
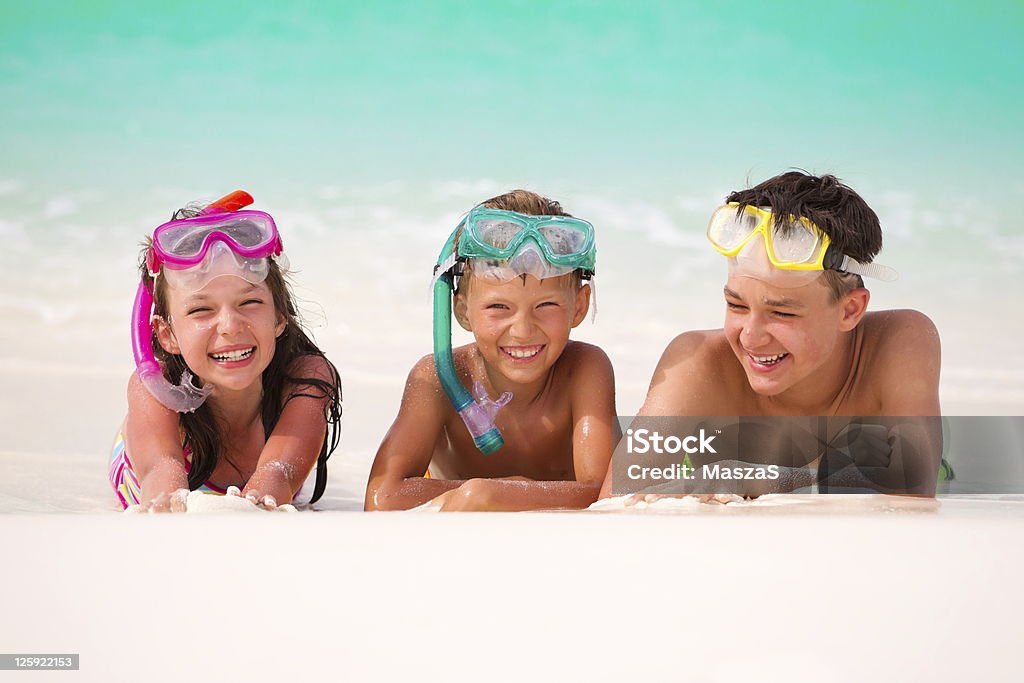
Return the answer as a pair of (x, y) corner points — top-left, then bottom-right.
(2, 498), (1023, 682)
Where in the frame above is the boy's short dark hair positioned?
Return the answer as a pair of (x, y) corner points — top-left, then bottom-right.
(726, 171), (882, 300)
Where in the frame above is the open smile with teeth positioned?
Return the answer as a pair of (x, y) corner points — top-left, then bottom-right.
(501, 344), (545, 361)
(749, 352), (789, 366)
(210, 347), (255, 362)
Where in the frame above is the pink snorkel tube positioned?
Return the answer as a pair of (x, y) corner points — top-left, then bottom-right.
(131, 190), (254, 413)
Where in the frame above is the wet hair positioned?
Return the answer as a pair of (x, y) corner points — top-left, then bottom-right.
(455, 189), (584, 293)
(479, 188), (570, 217)
(726, 171), (881, 301)
(138, 204), (342, 504)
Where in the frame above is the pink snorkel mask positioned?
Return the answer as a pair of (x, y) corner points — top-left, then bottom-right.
(131, 190), (287, 412)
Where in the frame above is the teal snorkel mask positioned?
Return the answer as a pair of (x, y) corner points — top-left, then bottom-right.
(431, 207), (597, 454)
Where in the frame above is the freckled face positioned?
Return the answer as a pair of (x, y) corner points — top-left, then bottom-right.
(723, 274), (845, 397)
(457, 274), (589, 387)
(157, 277), (285, 392)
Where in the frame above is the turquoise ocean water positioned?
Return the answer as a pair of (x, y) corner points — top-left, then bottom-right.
(1, 1), (1022, 500)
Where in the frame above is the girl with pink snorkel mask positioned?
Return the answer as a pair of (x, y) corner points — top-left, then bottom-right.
(110, 190), (342, 511)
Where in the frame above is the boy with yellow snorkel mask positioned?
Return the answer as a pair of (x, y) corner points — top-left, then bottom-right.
(365, 190), (619, 511)
(600, 171), (943, 500)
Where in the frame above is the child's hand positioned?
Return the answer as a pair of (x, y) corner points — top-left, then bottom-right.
(622, 493), (732, 507)
(227, 485), (279, 511)
(131, 488), (189, 513)
(241, 461), (297, 509)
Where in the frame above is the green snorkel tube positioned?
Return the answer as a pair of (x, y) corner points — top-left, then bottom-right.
(432, 224), (509, 454)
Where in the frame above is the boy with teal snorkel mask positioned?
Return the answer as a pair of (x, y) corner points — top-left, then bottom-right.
(600, 171), (943, 500)
(366, 190), (619, 511)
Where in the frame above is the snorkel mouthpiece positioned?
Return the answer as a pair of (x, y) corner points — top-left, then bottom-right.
(432, 225), (510, 454)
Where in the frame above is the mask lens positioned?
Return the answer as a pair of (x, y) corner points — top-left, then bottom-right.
(709, 208), (759, 250)
(221, 218), (270, 247)
(770, 220), (821, 263)
(155, 215), (274, 258)
(538, 223), (589, 256)
(474, 218), (525, 250)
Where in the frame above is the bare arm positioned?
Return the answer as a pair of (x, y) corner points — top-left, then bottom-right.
(124, 372), (190, 511)
(600, 332), (720, 498)
(845, 310), (943, 495)
(431, 478), (603, 512)
(875, 311), (942, 419)
(365, 356), (459, 511)
(243, 355), (340, 506)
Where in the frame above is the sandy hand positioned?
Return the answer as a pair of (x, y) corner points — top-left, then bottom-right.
(230, 486), (297, 512)
(621, 493), (738, 508)
(126, 488), (189, 514)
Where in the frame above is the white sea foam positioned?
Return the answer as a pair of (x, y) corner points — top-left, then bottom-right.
(575, 195), (709, 250)
(943, 367), (1024, 382)
(0, 358), (127, 377)
(874, 190), (917, 239)
(43, 195), (80, 218)
(675, 191), (730, 214)
(0, 179), (23, 195)
(0, 219), (26, 239)
(941, 386), (1024, 405)
(431, 179), (503, 199)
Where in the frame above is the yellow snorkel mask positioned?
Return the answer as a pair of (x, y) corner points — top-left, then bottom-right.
(707, 203), (898, 287)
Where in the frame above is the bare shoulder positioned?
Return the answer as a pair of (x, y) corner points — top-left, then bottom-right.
(126, 369), (145, 399)
(124, 370), (184, 462)
(656, 329), (734, 380)
(859, 310), (941, 415)
(557, 342), (616, 405)
(862, 310), (941, 365)
(380, 352), (449, 450)
(403, 353), (448, 409)
(125, 371), (176, 419)
(665, 329), (722, 357)
(644, 329), (741, 415)
(409, 352), (440, 382)
(557, 340), (613, 373)
(286, 353), (339, 385)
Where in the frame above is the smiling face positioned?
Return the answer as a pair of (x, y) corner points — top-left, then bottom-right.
(154, 276), (285, 394)
(723, 273), (867, 400)
(455, 273), (590, 390)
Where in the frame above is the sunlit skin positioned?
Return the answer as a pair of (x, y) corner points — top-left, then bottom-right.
(456, 274), (587, 399)
(599, 272), (942, 500)
(157, 278), (286, 398)
(122, 275), (332, 511)
(366, 273), (620, 511)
